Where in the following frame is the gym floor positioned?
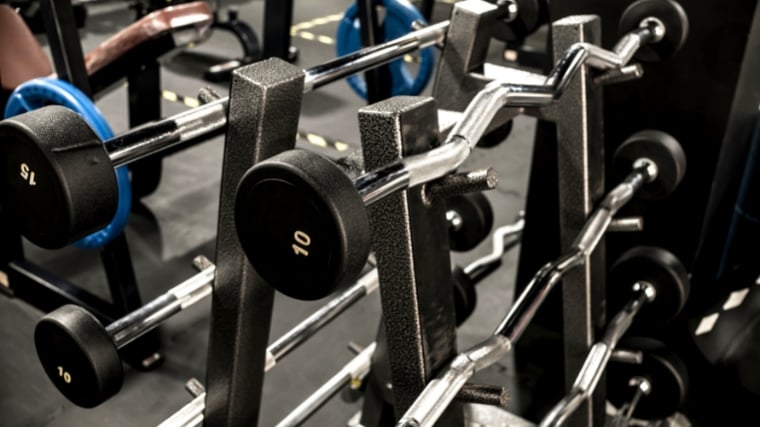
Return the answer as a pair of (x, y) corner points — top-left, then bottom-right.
(0, 1), (536, 425)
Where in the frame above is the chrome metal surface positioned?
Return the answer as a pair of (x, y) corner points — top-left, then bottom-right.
(185, 378), (205, 398)
(539, 283), (654, 427)
(608, 377), (652, 427)
(158, 269), (379, 425)
(303, 21), (449, 91)
(398, 161), (651, 427)
(609, 349), (644, 365)
(104, 21), (450, 168)
(593, 64), (644, 86)
(107, 264), (216, 348)
(608, 217), (644, 233)
(275, 343), (376, 427)
(495, 167), (648, 340)
(157, 394), (205, 427)
(268, 269), (379, 363)
(351, 23), (658, 206)
(396, 336), (512, 427)
(447, 211), (465, 231)
(640, 17), (666, 43)
(573, 168), (649, 257)
(355, 164), (411, 206)
(106, 98), (228, 167)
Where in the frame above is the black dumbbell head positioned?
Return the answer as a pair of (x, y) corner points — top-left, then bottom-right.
(491, 0), (549, 42)
(608, 337), (689, 420)
(235, 150), (371, 300)
(34, 305), (123, 408)
(619, 0), (689, 62)
(609, 246), (690, 325)
(447, 192), (494, 252)
(614, 129), (686, 200)
(0, 106), (118, 249)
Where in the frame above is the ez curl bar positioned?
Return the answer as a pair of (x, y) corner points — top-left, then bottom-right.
(396, 129), (687, 427)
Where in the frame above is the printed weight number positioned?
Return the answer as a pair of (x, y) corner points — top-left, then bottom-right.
(20, 163), (37, 186)
(57, 366), (72, 384)
(292, 230), (311, 256)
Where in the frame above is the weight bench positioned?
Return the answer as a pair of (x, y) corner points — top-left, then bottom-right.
(0, 1), (213, 101)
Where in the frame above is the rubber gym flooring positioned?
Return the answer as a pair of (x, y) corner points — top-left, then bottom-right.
(0, 1), (536, 425)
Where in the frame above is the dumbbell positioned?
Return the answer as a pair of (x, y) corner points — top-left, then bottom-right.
(34, 258), (378, 408)
(0, 20), (450, 250)
(4, 77), (131, 249)
(233, 2), (689, 302)
(619, 0), (689, 63)
(607, 337), (689, 423)
(447, 192), (495, 252)
(490, 0), (549, 43)
(539, 246), (689, 427)
(34, 259), (215, 408)
(34, 206), (521, 409)
(396, 130), (686, 427)
(235, 141), (503, 301)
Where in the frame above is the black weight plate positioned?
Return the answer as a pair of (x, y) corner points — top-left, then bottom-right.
(608, 337), (688, 420)
(235, 150), (370, 300)
(34, 305), (123, 408)
(609, 246), (690, 325)
(619, 0), (689, 62)
(613, 129), (686, 200)
(447, 192), (494, 252)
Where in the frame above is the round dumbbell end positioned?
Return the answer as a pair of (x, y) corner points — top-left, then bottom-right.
(236, 150), (371, 300)
(491, 0), (549, 42)
(614, 129), (686, 200)
(619, 0), (689, 62)
(34, 304), (123, 408)
(609, 246), (689, 325)
(608, 338), (688, 420)
(0, 106), (118, 249)
(447, 192), (494, 252)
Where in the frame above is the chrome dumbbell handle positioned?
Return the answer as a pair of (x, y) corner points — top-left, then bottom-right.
(107, 258), (215, 348)
(354, 20), (662, 209)
(103, 21), (450, 168)
(539, 283), (655, 427)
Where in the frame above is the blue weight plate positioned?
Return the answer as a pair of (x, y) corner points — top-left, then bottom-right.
(336, 0), (435, 99)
